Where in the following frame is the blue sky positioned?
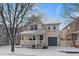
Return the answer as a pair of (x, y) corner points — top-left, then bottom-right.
(37, 3), (63, 18)
(35, 3), (66, 30)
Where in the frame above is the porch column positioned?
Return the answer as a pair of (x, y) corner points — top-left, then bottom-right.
(44, 32), (48, 48)
(71, 33), (77, 47)
(24, 35), (26, 41)
(35, 34), (38, 48)
(20, 34), (22, 44)
(27, 35), (29, 47)
(21, 34), (23, 44)
(25, 34), (28, 47)
(64, 37), (67, 47)
(20, 34), (22, 45)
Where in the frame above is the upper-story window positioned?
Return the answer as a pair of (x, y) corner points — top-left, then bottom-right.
(47, 25), (57, 30)
(53, 25), (57, 30)
(53, 26), (56, 30)
(47, 24), (51, 30)
(30, 25), (38, 30)
(48, 26), (50, 30)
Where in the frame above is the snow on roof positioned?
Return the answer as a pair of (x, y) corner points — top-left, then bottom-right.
(20, 30), (45, 35)
(42, 19), (60, 25)
(20, 31), (36, 35)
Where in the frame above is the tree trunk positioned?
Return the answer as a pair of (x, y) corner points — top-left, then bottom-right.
(11, 38), (15, 52)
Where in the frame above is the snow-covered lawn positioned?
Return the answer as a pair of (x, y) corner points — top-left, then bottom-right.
(0, 45), (79, 56)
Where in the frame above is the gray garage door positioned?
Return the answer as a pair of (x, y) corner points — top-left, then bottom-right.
(48, 37), (57, 46)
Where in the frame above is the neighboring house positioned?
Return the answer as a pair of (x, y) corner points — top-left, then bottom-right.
(20, 15), (60, 48)
(15, 27), (22, 45)
(0, 24), (9, 45)
(0, 23), (21, 46)
(15, 34), (21, 45)
(60, 19), (79, 48)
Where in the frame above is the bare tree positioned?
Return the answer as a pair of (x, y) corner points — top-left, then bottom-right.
(0, 3), (35, 52)
(61, 3), (79, 21)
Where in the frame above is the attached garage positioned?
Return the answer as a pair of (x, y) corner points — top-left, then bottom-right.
(48, 37), (57, 46)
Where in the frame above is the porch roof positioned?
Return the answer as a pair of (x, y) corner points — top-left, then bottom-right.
(73, 30), (79, 34)
(68, 30), (79, 35)
(20, 31), (36, 35)
(19, 30), (45, 35)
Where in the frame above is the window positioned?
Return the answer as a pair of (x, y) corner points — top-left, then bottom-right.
(30, 25), (33, 30)
(34, 25), (37, 30)
(33, 35), (35, 40)
(48, 25), (51, 30)
(40, 35), (43, 40)
(42, 25), (44, 26)
(29, 38), (32, 40)
(29, 36), (35, 40)
(48, 26), (50, 30)
(53, 26), (56, 30)
(30, 25), (38, 30)
(29, 35), (33, 40)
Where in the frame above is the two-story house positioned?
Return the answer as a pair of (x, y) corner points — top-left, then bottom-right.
(20, 15), (60, 48)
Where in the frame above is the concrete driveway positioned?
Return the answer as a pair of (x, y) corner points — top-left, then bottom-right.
(0, 45), (79, 56)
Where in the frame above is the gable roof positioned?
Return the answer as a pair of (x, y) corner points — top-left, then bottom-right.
(24, 15), (60, 27)
(20, 30), (45, 35)
(61, 20), (74, 30)
(26, 15), (42, 24)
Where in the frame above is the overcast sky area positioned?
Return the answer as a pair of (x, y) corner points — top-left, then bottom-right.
(33, 3), (68, 30)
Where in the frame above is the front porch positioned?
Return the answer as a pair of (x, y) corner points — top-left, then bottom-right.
(70, 31), (79, 48)
(20, 30), (48, 49)
(60, 31), (79, 48)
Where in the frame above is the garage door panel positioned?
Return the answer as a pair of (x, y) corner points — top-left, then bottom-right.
(48, 37), (57, 46)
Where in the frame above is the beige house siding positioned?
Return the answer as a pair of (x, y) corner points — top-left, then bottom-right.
(47, 30), (60, 45)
